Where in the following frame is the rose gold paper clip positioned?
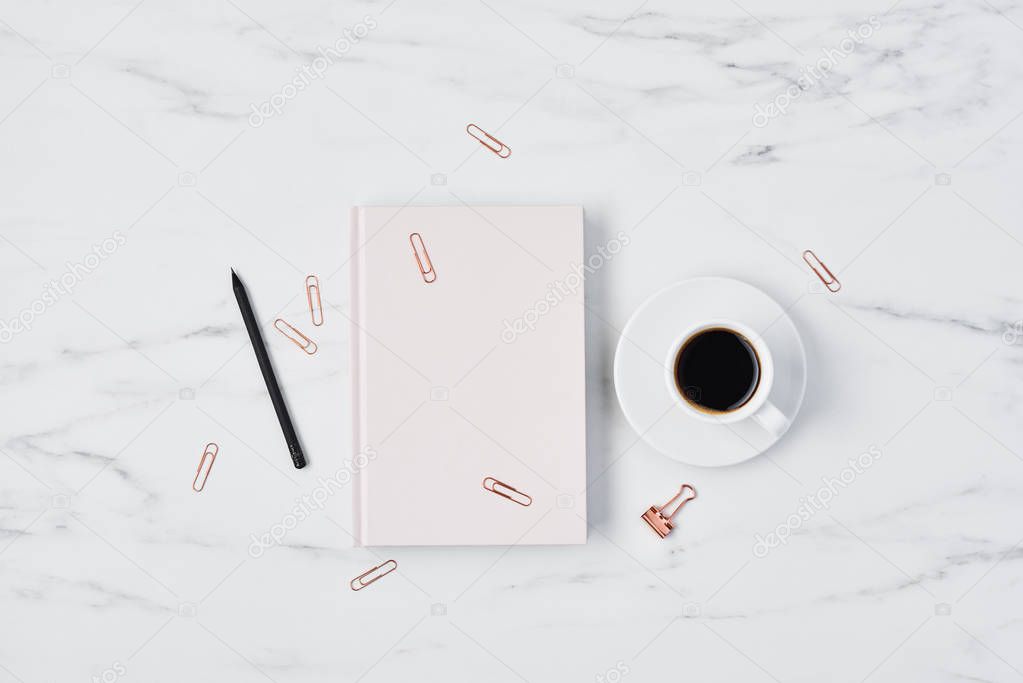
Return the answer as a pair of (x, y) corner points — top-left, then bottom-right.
(642, 484), (696, 539)
(410, 232), (436, 283)
(802, 250), (841, 292)
(350, 560), (397, 591)
(482, 477), (532, 506)
(466, 123), (511, 159)
(306, 275), (323, 326)
(274, 319), (317, 355)
(192, 442), (218, 492)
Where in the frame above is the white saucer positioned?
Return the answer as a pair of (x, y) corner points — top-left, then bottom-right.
(612, 277), (806, 467)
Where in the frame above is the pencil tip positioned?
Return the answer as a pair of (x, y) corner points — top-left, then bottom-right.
(231, 268), (241, 286)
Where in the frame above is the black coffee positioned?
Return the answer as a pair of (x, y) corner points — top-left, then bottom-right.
(674, 328), (760, 413)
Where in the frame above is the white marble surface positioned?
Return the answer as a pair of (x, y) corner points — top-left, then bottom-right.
(2, 1), (1022, 681)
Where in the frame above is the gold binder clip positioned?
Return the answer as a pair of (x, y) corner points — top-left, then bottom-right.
(802, 250), (841, 292)
(642, 484), (696, 539)
(305, 275), (323, 326)
(482, 477), (532, 506)
(274, 318), (317, 355)
(410, 232), (436, 283)
(466, 123), (511, 159)
(192, 442), (218, 492)
(350, 560), (397, 591)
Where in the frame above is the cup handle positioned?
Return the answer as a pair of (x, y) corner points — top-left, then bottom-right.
(751, 400), (790, 438)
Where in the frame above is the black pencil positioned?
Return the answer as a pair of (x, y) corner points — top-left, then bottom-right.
(231, 269), (307, 469)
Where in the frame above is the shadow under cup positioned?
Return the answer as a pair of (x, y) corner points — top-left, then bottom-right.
(673, 327), (761, 414)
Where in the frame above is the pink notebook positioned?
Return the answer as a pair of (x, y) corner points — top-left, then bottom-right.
(350, 205), (587, 546)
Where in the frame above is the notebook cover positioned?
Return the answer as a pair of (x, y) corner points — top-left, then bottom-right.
(350, 205), (587, 546)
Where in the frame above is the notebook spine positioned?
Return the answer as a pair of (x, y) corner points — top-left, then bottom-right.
(349, 207), (368, 546)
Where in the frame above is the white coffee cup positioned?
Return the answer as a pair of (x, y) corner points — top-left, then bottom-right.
(663, 319), (790, 437)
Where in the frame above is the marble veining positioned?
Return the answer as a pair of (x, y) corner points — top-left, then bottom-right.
(2, 0), (1023, 681)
